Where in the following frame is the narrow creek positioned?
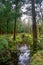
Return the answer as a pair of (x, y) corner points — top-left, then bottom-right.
(17, 44), (30, 65)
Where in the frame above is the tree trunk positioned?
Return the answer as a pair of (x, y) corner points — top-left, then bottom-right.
(7, 20), (8, 34)
(0, 21), (2, 34)
(14, 18), (17, 40)
(31, 0), (38, 53)
(40, 4), (43, 35)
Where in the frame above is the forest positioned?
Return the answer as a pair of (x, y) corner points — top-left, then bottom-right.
(0, 0), (43, 65)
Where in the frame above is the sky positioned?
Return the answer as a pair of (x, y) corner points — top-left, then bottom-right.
(21, 3), (32, 24)
(13, 0), (43, 24)
(21, 0), (43, 24)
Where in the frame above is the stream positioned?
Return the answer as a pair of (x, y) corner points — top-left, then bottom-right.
(17, 44), (30, 65)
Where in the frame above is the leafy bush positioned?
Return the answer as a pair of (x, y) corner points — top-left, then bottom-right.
(15, 33), (33, 45)
(37, 34), (43, 50)
(0, 37), (11, 64)
(31, 51), (43, 65)
(0, 38), (9, 52)
(0, 37), (18, 64)
(16, 34), (22, 43)
(39, 38), (43, 49)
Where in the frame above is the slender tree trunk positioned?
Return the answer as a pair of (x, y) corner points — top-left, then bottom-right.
(14, 18), (17, 40)
(0, 22), (1, 34)
(39, 4), (41, 35)
(7, 20), (8, 34)
(0, 21), (2, 34)
(31, 0), (38, 53)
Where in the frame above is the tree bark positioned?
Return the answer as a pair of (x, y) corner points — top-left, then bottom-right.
(7, 20), (8, 34)
(0, 21), (2, 34)
(31, 0), (38, 53)
(14, 18), (17, 40)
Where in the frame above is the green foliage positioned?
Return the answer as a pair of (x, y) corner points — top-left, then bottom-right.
(0, 38), (9, 52)
(31, 51), (43, 65)
(38, 36), (43, 49)
(16, 20), (24, 33)
(0, 36), (17, 64)
(12, 0), (22, 19)
(16, 34), (22, 43)
(0, 37), (11, 63)
(13, 33), (33, 46)
(7, 21), (14, 33)
(0, 21), (14, 33)
(0, 19), (32, 33)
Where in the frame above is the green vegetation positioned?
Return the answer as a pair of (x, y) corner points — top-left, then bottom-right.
(31, 51), (43, 65)
(0, 33), (43, 64)
(0, 36), (19, 64)
(0, 0), (43, 65)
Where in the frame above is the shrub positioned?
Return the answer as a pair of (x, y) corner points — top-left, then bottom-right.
(31, 51), (43, 65)
(0, 37), (11, 64)
(0, 37), (18, 65)
(0, 38), (9, 52)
